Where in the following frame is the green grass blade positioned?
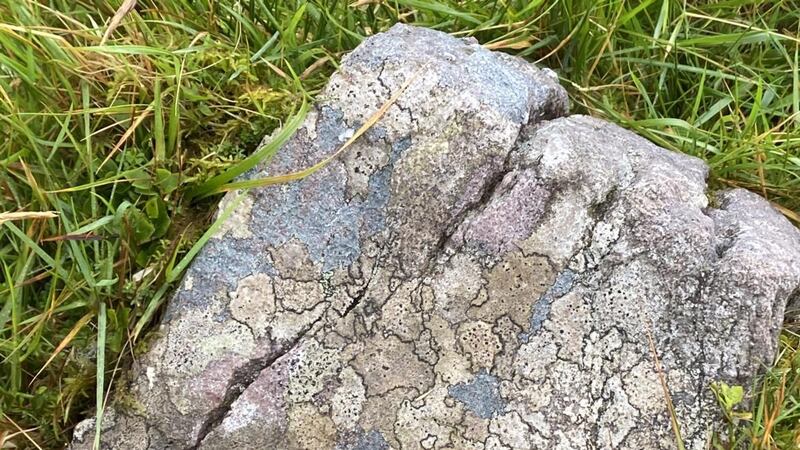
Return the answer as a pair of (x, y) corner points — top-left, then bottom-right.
(93, 302), (107, 450)
(188, 100), (309, 199)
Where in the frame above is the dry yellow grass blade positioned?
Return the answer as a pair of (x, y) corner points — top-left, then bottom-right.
(29, 312), (94, 386)
(301, 56), (333, 80)
(0, 211), (58, 225)
(758, 370), (787, 448)
(684, 12), (800, 45)
(100, 0), (138, 45)
(0, 23), (70, 43)
(484, 37), (533, 50)
(772, 203), (800, 224)
(0, 22), (90, 67)
(215, 65), (426, 194)
(755, 151), (768, 199)
(97, 104), (154, 172)
(646, 327), (686, 450)
(587, 1), (625, 80)
(1, 413), (43, 450)
(350, 0), (381, 7)
(534, 25), (578, 64)
(264, 60), (290, 81)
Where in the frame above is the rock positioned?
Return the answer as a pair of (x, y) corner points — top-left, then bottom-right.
(71, 24), (800, 450)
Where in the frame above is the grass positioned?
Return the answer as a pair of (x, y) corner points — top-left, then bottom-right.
(0, 0), (798, 448)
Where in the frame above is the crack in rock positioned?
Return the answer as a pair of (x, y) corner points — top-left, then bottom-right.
(192, 239), (393, 446)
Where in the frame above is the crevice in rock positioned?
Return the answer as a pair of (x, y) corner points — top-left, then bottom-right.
(189, 317), (328, 449)
(424, 148), (520, 275)
(188, 310), (325, 449)
(589, 186), (619, 222)
(431, 109), (581, 268)
(228, 313), (257, 340)
(688, 272), (710, 425)
(785, 287), (800, 326)
(339, 243), (388, 319)
(190, 241), (390, 449)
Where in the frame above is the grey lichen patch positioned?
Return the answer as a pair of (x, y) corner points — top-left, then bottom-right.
(72, 25), (800, 450)
(286, 403), (338, 449)
(489, 410), (533, 449)
(431, 253), (485, 324)
(380, 283), (425, 341)
(274, 277), (325, 313)
(393, 385), (465, 448)
(545, 291), (592, 362)
(213, 190), (254, 240)
(269, 301), (327, 343)
(228, 273), (275, 339)
(448, 369), (506, 419)
(342, 136), (392, 200)
(470, 251), (554, 327)
(352, 334), (434, 397)
(161, 298), (256, 380)
(330, 366), (367, 428)
(456, 320), (502, 370)
(268, 239), (322, 281)
(286, 339), (342, 403)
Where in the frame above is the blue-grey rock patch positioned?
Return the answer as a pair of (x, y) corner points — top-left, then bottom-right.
(520, 268), (576, 343)
(448, 369), (506, 419)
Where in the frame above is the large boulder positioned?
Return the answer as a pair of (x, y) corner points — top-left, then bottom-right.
(72, 24), (800, 450)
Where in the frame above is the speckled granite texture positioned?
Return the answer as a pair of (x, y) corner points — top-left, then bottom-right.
(71, 24), (800, 450)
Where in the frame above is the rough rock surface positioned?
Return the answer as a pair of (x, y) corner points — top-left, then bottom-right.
(72, 24), (800, 450)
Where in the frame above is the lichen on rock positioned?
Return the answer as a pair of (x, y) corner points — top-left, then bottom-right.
(72, 24), (800, 450)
